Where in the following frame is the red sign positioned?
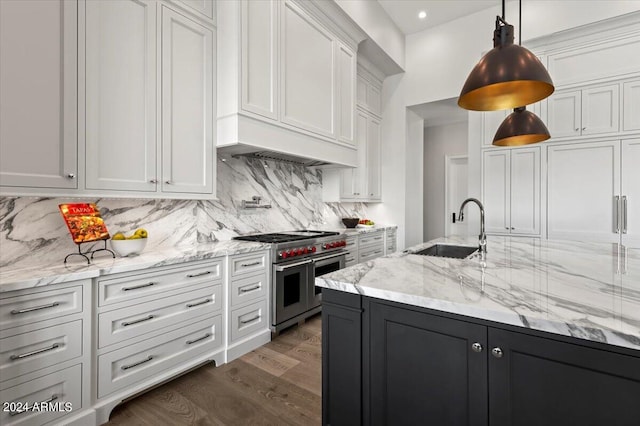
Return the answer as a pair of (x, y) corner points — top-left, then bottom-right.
(59, 203), (110, 244)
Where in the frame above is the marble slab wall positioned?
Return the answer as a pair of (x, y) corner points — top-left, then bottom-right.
(0, 156), (369, 269)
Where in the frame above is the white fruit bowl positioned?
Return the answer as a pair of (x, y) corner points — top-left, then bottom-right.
(110, 238), (147, 257)
(356, 224), (375, 228)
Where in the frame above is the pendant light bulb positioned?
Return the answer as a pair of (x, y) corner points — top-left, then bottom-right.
(458, 14), (554, 111)
(492, 107), (550, 146)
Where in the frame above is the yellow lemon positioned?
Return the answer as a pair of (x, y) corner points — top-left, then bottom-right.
(134, 228), (148, 238)
(129, 234), (142, 240)
(112, 232), (126, 240)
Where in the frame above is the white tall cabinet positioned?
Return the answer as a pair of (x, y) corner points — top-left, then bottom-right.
(482, 147), (540, 236)
(0, 0), (78, 189)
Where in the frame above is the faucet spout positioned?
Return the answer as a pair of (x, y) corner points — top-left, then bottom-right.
(458, 198), (487, 254)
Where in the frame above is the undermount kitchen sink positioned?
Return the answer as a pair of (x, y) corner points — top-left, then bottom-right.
(414, 244), (478, 259)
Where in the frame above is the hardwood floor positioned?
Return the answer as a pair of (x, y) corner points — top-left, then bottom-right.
(106, 314), (322, 425)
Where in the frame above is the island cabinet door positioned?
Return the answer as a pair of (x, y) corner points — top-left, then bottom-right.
(488, 328), (640, 426)
(368, 301), (488, 426)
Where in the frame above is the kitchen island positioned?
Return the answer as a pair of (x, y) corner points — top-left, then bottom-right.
(315, 236), (640, 426)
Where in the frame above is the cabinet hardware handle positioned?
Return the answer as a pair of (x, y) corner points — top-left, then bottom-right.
(165, 180), (172, 184)
(10, 343), (60, 360)
(491, 347), (504, 358)
(187, 271), (211, 278)
(471, 342), (483, 353)
(622, 196), (628, 234)
(240, 285), (260, 293)
(240, 315), (260, 324)
(240, 261), (261, 267)
(123, 282), (155, 291)
(614, 195), (620, 234)
(66, 173), (75, 179)
(574, 128), (579, 131)
(186, 298), (211, 308)
(122, 315), (154, 327)
(186, 333), (211, 345)
(511, 227), (515, 230)
(582, 127), (586, 131)
(9, 394), (58, 416)
(121, 355), (153, 370)
(11, 302), (59, 315)
(149, 178), (158, 183)
(505, 227), (510, 230)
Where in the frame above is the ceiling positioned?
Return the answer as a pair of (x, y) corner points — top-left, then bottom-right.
(378, 0), (497, 35)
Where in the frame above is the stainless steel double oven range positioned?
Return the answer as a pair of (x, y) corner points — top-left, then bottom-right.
(234, 230), (347, 334)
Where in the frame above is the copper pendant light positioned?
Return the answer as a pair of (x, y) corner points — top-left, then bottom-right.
(458, 0), (554, 111)
(493, 107), (550, 146)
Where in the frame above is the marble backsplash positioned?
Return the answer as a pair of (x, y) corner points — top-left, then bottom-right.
(0, 155), (369, 269)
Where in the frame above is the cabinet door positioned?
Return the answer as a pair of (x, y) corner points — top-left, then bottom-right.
(336, 42), (356, 145)
(366, 116), (382, 200)
(489, 327), (640, 426)
(356, 75), (368, 109)
(280, 1), (335, 138)
(581, 84), (619, 136)
(369, 301), (487, 426)
(483, 150), (510, 234)
(622, 139), (640, 245)
(85, 0), (157, 192)
(510, 147), (540, 235)
(547, 90), (581, 138)
(161, 7), (214, 195)
(547, 141), (620, 242)
(482, 110), (509, 147)
(341, 111), (368, 199)
(241, 0), (278, 120)
(623, 80), (640, 132)
(169, 0), (214, 20)
(0, 0), (77, 189)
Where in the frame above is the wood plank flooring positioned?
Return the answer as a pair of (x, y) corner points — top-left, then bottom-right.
(106, 314), (322, 426)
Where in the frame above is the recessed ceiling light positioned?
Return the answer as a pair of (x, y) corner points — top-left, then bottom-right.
(418, 10), (427, 20)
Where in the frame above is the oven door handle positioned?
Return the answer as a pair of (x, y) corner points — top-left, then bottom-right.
(312, 250), (348, 263)
(275, 259), (313, 271)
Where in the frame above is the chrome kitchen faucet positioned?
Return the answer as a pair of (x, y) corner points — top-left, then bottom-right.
(458, 198), (487, 254)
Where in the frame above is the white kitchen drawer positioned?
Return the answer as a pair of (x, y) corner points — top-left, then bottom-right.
(98, 260), (222, 307)
(359, 245), (384, 263)
(345, 236), (358, 249)
(230, 273), (268, 308)
(98, 283), (221, 348)
(229, 251), (268, 278)
(98, 315), (222, 398)
(0, 364), (81, 426)
(0, 320), (82, 382)
(345, 251), (358, 267)
(359, 230), (384, 247)
(386, 228), (397, 237)
(230, 299), (268, 343)
(0, 285), (83, 331)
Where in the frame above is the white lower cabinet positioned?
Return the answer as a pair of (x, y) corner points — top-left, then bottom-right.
(98, 315), (222, 398)
(358, 230), (385, 263)
(344, 235), (358, 267)
(385, 228), (397, 255)
(0, 280), (91, 426)
(229, 299), (268, 343)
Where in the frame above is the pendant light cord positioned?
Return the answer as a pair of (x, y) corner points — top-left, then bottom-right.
(519, 0), (522, 45)
(502, 0), (505, 20)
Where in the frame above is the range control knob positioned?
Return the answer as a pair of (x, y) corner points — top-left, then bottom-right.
(280, 251), (287, 259)
(311, 246), (317, 253)
(292, 248), (299, 256)
(330, 242), (336, 248)
(340, 240), (346, 247)
(302, 247), (308, 254)
(323, 243), (330, 250)
(287, 250), (294, 257)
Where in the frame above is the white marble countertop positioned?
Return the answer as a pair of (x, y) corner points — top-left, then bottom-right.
(318, 224), (397, 236)
(316, 236), (640, 351)
(0, 240), (270, 293)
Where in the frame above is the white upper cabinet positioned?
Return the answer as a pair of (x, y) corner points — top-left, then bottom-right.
(356, 61), (383, 118)
(341, 109), (381, 202)
(547, 141), (621, 243)
(366, 116), (382, 200)
(83, 1), (215, 198)
(623, 80), (640, 132)
(85, 0), (157, 192)
(217, 0), (362, 167)
(547, 83), (620, 139)
(0, 0), (77, 190)
(161, 7), (215, 195)
(280, 1), (335, 138)
(482, 148), (540, 236)
(621, 139), (640, 246)
(241, 0), (278, 120)
(168, 0), (215, 21)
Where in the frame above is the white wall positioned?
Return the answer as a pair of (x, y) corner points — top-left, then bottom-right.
(405, 109), (424, 247)
(404, 1), (640, 107)
(334, 0), (405, 69)
(423, 121), (468, 241)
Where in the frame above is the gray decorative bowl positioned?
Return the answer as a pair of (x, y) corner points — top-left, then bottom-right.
(342, 218), (359, 228)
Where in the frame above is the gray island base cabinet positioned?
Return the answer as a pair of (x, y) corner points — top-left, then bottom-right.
(322, 289), (640, 426)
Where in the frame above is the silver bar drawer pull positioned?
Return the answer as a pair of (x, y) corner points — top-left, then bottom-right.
(122, 282), (155, 291)
(122, 315), (155, 327)
(186, 299), (211, 308)
(240, 285), (261, 293)
(614, 195), (620, 234)
(10, 343), (60, 360)
(240, 315), (260, 324)
(11, 302), (60, 315)
(121, 355), (153, 370)
(9, 394), (58, 416)
(186, 333), (211, 345)
(622, 195), (628, 234)
(240, 261), (261, 267)
(186, 271), (211, 278)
